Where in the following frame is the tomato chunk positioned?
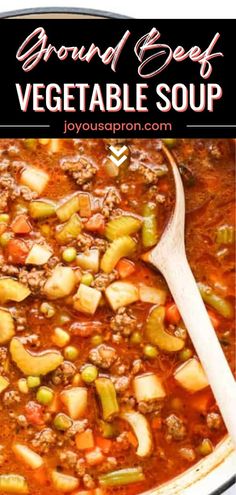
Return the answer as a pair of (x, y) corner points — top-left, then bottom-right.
(11, 214), (32, 234)
(6, 238), (29, 264)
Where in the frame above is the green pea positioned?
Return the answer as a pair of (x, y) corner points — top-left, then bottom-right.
(90, 334), (103, 346)
(130, 331), (142, 345)
(81, 364), (98, 383)
(27, 376), (41, 389)
(162, 138), (177, 148)
(81, 273), (94, 286)
(0, 232), (13, 247)
(63, 345), (79, 361)
(54, 413), (72, 431)
(36, 386), (54, 405)
(178, 348), (193, 362)
(0, 214), (10, 224)
(143, 344), (158, 359)
(40, 302), (55, 319)
(62, 247), (77, 263)
(198, 439), (213, 456)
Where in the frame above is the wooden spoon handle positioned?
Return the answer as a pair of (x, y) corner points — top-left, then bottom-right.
(160, 252), (236, 446)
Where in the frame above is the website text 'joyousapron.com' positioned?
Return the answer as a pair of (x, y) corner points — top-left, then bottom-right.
(63, 121), (172, 134)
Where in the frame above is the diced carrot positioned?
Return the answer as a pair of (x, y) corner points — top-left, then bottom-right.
(32, 466), (48, 485)
(84, 214), (105, 234)
(6, 238), (29, 264)
(0, 224), (7, 235)
(151, 417), (162, 430)
(79, 194), (92, 218)
(96, 436), (112, 453)
(47, 393), (60, 413)
(11, 214), (32, 234)
(207, 310), (220, 330)
(116, 258), (136, 279)
(126, 431), (138, 448)
(165, 302), (181, 325)
(76, 429), (95, 451)
(85, 447), (104, 466)
(191, 391), (212, 413)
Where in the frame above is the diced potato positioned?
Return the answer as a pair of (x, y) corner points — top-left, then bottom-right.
(56, 195), (80, 222)
(12, 444), (43, 469)
(51, 470), (79, 492)
(25, 244), (52, 265)
(76, 249), (100, 273)
(133, 373), (166, 402)
(105, 281), (139, 311)
(0, 309), (15, 344)
(0, 474), (29, 494)
(10, 337), (63, 376)
(139, 285), (167, 305)
(174, 358), (209, 393)
(121, 411), (153, 457)
(73, 284), (102, 315)
(44, 266), (77, 299)
(0, 376), (9, 393)
(0, 278), (31, 303)
(20, 166), (49, 194)
(60, 387), (88, 419)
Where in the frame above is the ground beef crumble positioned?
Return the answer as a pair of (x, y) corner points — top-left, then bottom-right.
(110, 307), (138, 336)
(60, 156), (97, 188)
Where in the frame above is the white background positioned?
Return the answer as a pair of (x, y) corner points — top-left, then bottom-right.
(0, 0), (236, 18)
(0, 1), (235, 494)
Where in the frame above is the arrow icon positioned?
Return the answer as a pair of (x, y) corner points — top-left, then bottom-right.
(108, 145), (128, 167)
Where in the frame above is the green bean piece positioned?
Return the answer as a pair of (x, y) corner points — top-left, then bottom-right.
(95, 377), (119, 420)
(198, 282), (233, 319)
(216, 225), (235, 245)
(53, 413), (73, 431)
(99, 467), (145, 487)
(99, 420), (118, 438)
(142, 203), (158, 248)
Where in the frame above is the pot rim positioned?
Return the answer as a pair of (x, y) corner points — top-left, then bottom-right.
(0, 6), (235, 495)
(0, 6), (130, 19)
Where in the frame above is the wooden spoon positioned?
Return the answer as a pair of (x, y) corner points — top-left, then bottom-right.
(143, 143), (236, 446)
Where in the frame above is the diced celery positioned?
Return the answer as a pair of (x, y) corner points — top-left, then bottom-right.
(10, 337), (63, 376)
(101, 236), (136, 273)
(0, 309), (15, 344)
(145, 306), (184, 351)
(142, 203), (158, 248)
(0, 474), (29, 494)
(56, 214), (82, 244)
(121, 411), (153, 457)
(56, 195), (80, 222)
(29, 200), (56, 219)
(105, 216), (142, 241)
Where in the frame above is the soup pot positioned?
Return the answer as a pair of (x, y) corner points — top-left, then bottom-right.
(0, 6), (235, 495)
